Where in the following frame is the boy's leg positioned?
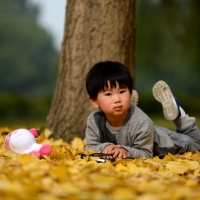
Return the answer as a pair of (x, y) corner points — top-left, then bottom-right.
(157, 125), (200, 153)
(152, 80), (181, 121)
(174, 115), (200, 145)
(132, 89), (138, 106)
(153, 80), (200, 149)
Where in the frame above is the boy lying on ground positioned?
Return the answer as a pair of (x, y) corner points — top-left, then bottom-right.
(84, 61), (200, 158)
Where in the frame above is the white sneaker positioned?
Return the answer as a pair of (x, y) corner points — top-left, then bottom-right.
(132, 90), (139, 106)
(152, 80), (180, 121)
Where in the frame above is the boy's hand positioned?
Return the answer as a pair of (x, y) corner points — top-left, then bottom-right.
(111, 147), (128, 158)
(102, 144), (121, 155)
(102, 145), (128, 158)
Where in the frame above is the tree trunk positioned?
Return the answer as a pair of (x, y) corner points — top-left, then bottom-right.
(46, 0), (136, 142)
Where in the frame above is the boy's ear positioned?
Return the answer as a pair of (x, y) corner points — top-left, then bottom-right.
(88, 97), (99, 108)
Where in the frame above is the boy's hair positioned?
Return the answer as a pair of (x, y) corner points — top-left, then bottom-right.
(86, 61), (133, 99)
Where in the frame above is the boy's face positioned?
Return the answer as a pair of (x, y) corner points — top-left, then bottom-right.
(89, 81), (132, 117)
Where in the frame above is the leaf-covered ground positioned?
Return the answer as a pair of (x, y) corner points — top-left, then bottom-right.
(1, 128), (200, 200)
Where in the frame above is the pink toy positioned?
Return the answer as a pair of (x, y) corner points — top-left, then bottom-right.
(4, 128), (52, 158)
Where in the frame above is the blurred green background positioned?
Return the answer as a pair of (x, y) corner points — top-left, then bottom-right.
(0, 0), (200, 129)
(135, 0), (200, 128)
(0, 0), (59, 128)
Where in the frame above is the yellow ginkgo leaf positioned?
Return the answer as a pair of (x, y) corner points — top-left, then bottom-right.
(71, 137), (84, 151)
(1, 127), (200, 200)
(43, 129), (53, 138)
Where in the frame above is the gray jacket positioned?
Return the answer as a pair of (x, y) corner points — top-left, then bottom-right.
(84, 104), (157, 158)
(84, 104), (200, 158)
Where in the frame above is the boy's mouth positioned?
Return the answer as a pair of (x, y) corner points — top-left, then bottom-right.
(114, 106), (123, 110)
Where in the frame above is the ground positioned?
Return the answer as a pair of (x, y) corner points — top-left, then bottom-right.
(0, 128), (200, 200)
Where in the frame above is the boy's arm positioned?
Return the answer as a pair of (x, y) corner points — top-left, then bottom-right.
(120, 131), (154, 158)
(84, 115), (113, 152)
(120, 120), (155, 158)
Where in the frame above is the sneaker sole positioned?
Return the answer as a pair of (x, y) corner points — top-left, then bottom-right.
(152, 80), (178, 121)
(132, 90), (139, 106)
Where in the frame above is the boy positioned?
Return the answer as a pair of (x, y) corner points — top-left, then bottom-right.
(84, 61), (200, 158)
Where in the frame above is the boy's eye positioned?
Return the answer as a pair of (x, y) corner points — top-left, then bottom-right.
(120, 90), (126, 94)
(105, 93), (112, 96)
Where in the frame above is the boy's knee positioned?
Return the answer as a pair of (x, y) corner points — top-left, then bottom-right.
(180, 135), (198, 152)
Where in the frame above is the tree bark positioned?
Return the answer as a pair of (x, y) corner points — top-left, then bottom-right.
(46, 0), (136, 142)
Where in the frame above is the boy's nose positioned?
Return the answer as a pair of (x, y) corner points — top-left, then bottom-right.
(114, 94), (121, 102)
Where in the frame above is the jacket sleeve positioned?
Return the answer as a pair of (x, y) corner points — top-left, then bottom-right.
(120, 118), (155, 158)
(84, 115), (113, 152)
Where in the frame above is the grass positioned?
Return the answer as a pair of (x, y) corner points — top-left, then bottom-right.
(0, 117), (46, 129)
(1, 115), (200, 133)
(150, 115), (200, 130)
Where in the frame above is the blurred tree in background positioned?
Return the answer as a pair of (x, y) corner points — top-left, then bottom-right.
(136, 0), (200, 94)
(0, 0), (200, 127)
(136, 0), (200, 115)
(0, 0), (59, 96)
(0, 0), (59, 124)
